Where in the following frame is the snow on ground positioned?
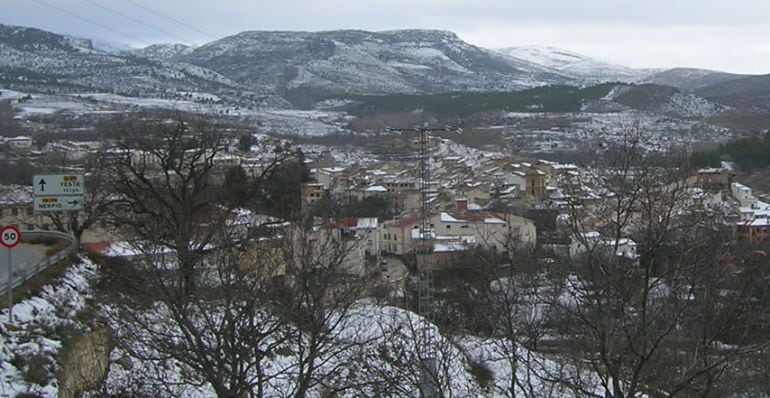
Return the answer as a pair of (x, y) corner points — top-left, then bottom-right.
(8, 91), (353, 137)
(504, 112), (545, 119)
(260, 109), (351, 137)
(496, 46), (647, 82)
(402, 47), (471, 74)
(9, 94), (111, 117)
(300, 144), (377, 166)
(0, 252), (596, 397)
(388, 61), (433, 70)
(314, 98), (356, 109)
(97, 296), (601, 397)
(458, 336), (601, 397)
(0, 258), (98, 398)
(175, 91), (222, 103)
(75, 93), (209, 113)
(661, 92), (728, 118)
(601, 85), (631, 102)
(97, 302), (487, 397)
(0, 89), (26, 101)
(433, 138), (503, 168)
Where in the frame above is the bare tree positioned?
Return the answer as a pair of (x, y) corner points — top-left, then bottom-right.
(433, 241), (563, 398)
(45, 152), (116, 243)
(105, 113), (225, 298)
(264, 222), (378, 397)
(0, 99), (20, 136)
(105, 234), (291, 398)
(539, 139), (768, 397)
(98, 112), (381, 397)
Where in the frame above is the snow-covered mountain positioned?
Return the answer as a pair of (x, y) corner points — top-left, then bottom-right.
(495, 45), (651, 83)
(0, 23), (763, 112)
(90, 38), (135, 54)
(600, 84), (729, 118)
(0, 24), (252, 103)
(644, 67), (747, 91)
(176, 29), (576, 99)
(134, 43), (192, 61)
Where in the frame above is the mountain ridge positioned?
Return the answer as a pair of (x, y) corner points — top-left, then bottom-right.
(0, 23), (765, 112)
(494, 45), (652, 83)
(175, 29), (576, 98)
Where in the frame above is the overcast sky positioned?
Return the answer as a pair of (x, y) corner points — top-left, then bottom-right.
(4, 0), (770, 74)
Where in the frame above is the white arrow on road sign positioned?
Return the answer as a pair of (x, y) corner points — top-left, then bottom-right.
(34, 195), (84, 212)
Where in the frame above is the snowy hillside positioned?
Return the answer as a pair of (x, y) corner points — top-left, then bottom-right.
(178, 29), (576, 97)
(607, 83), (729, 118)
(90, 38), (135, 54)
(644, 67), (747, 91)
(133, 43), (191, 61)
(0, 255), (596, 397)
(496, 45), (651, 83)
(0, 23), (760, 114)
(1, 259), (100, 397)
(0, 24), (244, 99)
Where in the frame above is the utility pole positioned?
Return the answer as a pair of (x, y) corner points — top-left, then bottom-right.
(385, 123), (460, 397)
(416, 124), (438, 397)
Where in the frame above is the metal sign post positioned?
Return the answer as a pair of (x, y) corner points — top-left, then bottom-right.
(6, 247), (11, 322)
(1, 225), (21, 323)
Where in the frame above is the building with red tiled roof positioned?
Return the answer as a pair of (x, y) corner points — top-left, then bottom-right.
(737, 218), (770, 243)
(380, 200), (536, 258)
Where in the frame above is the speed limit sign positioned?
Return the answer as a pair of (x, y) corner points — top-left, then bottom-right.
(0, 225), (21, 249)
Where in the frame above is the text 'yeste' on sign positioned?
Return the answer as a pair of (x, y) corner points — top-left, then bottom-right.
(33, 174), (84, 196)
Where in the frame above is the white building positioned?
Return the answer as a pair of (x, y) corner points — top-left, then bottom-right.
(380, 203), (536, 256)
(4, 136), (33, 150)
(732, 182), (759, 208)
(569, 231), (638, 262)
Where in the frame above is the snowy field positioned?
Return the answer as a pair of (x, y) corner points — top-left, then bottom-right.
(3, 90), (354, 137)
(0, 255), (601, 397)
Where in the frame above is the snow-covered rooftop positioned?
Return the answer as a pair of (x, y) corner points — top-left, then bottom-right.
(365, 185), (388, 192)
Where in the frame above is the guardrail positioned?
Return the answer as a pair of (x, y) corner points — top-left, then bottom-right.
(0, 230), (77, 298)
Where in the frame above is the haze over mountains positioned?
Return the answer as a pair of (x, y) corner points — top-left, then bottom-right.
(0, 23), (768, 112)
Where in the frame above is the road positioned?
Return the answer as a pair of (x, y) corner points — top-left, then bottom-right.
(0, 244), (48, 287)
(380, 257), (408, 285)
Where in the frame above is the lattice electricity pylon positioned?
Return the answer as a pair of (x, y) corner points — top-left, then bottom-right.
(416, 124), (438, 397)
(384, 123), (460, 397)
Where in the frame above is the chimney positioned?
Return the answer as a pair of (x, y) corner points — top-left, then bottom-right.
(456, 197), (468, 211)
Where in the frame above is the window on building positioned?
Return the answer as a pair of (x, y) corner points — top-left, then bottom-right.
(26, 208), (33, 216)
(11, 208), (18, 216)
(447, 225), (451, 229)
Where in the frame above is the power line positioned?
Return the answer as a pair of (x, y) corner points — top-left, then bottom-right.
(80, 0), (192, 45)
(121, 0), (219, 41)
(30, 0), (152, 47)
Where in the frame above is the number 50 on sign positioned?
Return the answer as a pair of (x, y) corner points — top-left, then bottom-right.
(0, 225), (21, 249)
